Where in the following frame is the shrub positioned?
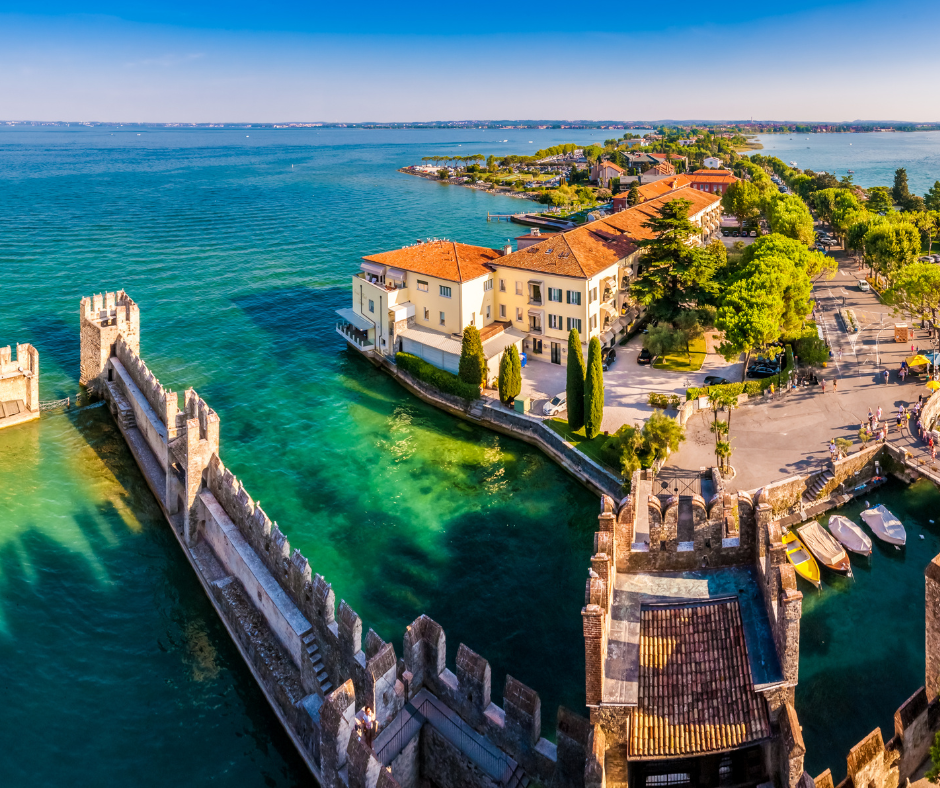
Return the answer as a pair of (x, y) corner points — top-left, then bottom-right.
(687, 345), (794, 400)
(396, 352), (480, 400)
(669, 394), (681, 409)
(458, 325), (486, 386)
(648, 392), (669, 407)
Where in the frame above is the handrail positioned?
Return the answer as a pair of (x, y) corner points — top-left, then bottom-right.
(39, 397), (70, 412)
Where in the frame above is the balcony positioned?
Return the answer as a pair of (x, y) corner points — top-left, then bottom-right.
(335, 321), (374, 349)
(527, 280), (544, 306)
(352, 273), (408, 307)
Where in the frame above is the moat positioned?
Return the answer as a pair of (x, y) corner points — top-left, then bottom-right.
(3, 126), (940, 784)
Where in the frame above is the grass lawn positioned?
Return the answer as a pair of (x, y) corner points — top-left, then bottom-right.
(652, 334), (707, 372)
(544, 418), (618, 474)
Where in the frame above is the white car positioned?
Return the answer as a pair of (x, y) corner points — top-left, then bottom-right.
(543, 392), (567, 416)
(858, 279), (870, 291)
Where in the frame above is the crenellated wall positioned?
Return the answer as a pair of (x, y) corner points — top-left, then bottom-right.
(0, 343), (40, 427)
(116, 337), (178, 428)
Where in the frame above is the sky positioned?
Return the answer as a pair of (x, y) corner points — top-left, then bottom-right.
(1, 1), (939, 123)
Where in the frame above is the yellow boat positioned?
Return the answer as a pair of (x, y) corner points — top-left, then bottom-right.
(782, 529), (821, 588)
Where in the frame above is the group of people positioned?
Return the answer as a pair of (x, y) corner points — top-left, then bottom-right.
(865, 398), (938, 459)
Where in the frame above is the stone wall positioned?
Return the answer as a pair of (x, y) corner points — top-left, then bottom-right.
(109, 356), (170, 472)
(0, 343), (39, 412)
(79, 290), (139, 388)
(116, 337), (179, 428)
(420, 727), (501, 788)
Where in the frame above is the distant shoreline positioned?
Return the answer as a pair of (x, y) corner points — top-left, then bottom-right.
(397, 167), (540, 201)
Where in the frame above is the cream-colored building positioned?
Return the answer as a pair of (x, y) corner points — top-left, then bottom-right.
(336, 185), (721, 373)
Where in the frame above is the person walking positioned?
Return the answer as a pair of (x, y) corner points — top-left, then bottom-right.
(883, 369), (890, 384)
(877, 406), (882, 421)
(833, 379), (838, 392)
(838, 347), (843, 361)
(821, 379), (826, 393)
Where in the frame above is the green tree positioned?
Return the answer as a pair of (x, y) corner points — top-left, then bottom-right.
(864, 222), (920, 284)
(927, 731), (940, 784)
(498, 345), (522, 403)
(643, 324), (683, 359)
(675, 310), (705, 360)
(583, 145), (603, 163)
(641, 411), (686, 462)
(767, 194), (815, 245)
(630, 198), (717, 319)
(794, 333), (829, 366)
(893, 167), (911, 205)
(925, 181), (940, 212)
(721, 180), (761, 226)
(867, 187), (893, 214)
(627, 182), (642, 206)
(885, 262), (940, 320)
(457, 325), (486, 387)
(584, 337), (605, 439)
(566, 329), (586, 431)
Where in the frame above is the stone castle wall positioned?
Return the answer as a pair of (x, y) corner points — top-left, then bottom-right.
(81, 291), (591, 788)
(0, 343), (39, 412)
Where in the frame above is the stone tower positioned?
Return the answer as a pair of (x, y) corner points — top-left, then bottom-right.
(79, 291), (140, 390)
(169, 388), (220, 545)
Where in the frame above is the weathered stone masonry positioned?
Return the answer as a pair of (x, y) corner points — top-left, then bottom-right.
(81, 290), (593, 788)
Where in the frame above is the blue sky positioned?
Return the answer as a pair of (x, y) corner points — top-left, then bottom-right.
(1, 2), (938, 122)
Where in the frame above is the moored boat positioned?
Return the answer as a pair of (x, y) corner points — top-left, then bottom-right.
(861, 504), (906, 546)
(797, 520), (853, 575)
(782, 529), (821, 588)
(828, 515), (872, 556)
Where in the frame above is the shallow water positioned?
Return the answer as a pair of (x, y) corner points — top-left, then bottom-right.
(0, 127), (603, 785)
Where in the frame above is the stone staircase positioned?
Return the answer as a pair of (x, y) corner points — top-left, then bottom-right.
(504, 763), (530, 788)
(802, 470), (835, 504)
(106, 381), (137, 431)
(302, 631), (332, 696)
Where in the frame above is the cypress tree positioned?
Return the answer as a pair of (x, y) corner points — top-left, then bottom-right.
(566, 329), (586, 430)
(498, 348), (513, 403)
(458, 325), (486, 387)
(507, 344), (522, 401)
(584, 337), (605, 439)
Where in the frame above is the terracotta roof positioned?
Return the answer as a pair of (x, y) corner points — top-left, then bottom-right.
(649, 162), (676, 175)
(690, 170), (737, 185)
(498, 185), (718, 278)
(617, 175), (692, 203)
(363, 241), (500, 283)
(629, 599), (770, 759)
(599, 161), (625, 173)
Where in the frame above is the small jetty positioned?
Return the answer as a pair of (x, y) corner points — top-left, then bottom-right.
(487, 212), (576, 231)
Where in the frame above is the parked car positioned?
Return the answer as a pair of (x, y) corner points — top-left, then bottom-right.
(858, 279), (870, 291)
(702, 376), (731, 387)
(637, 348), (653, 365)
(746, 364), (779, 379)
(722, 229), (730, 236)
(641, 319), (659, 334)
(601, 347), (617, 371)
(731, 230), (740, 237)
(543, 392), (567, 416)
(750, 230), (757, 237)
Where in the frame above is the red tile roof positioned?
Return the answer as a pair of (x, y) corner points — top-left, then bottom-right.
(690, 170), (738, 185)
(629, 600), (771, 759)
(363, 241), (500, 283)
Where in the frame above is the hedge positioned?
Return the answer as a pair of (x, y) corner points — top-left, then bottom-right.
(687, 345), (794, 401)
(396, 352), (481, 400)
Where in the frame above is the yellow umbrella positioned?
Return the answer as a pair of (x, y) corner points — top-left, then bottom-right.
(926, 381), (940, 391)
(907, 354), (931, 367)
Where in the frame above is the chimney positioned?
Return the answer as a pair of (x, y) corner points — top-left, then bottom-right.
(503, 240), (513, 256)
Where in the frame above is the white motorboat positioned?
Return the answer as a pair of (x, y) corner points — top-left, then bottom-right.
(861, 504), (906, 546)
(828, 515), (872, 556)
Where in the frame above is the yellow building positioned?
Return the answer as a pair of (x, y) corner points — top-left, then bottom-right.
(336, 185), (721, 372)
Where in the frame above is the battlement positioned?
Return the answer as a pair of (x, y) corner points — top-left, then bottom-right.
(80, 290), (139, 325)
(115, 337), (178, 428)
(0, 343), (38, 377)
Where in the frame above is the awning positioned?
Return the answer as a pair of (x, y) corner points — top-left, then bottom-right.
(482, 326), (527, 359)
(335, 308), (373, 332)
(527, 308), (544, 318)
(389, 301), (415, 320)
(527, 279), (544, 285)
(386, 267), (406, 282)
(600, 330), (615, 344)
(360, 261), (386, 277)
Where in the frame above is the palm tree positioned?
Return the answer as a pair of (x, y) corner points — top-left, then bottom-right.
(716, 439), (732, 474)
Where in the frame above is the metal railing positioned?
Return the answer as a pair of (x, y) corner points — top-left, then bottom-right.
(39, 397), (70, 412)
(335, 322), (374, 348)
(375, 695), (516, 783)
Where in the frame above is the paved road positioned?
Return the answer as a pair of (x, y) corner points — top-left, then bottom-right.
(667, 241), (940, 492)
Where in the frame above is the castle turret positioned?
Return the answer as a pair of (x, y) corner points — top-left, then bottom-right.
(79, 290), (140, 390)
(169, 388), (220, 545)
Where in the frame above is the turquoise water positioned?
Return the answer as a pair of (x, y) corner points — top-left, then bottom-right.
(795, 478), (940, 779)
(0, 127), (607, 785)
(754, 131), (940, 193)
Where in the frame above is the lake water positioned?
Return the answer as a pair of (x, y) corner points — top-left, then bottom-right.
(754, 131), (940, 194)
(1, 126), (938, 784)
(0, 126), (607, 786)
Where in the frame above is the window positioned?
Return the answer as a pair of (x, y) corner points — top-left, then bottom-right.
(368, 299), (375, 313)
(515, 281), (523, 296)
(516, 308), (523, 322)
(548, 287), (562, 302)
(566, 290), (582, 306)
(484, 279), (493, 292)
(548, 314), (560, 330)
(590, 287), (598, 303)
(417, 280), (429, 292)
(440, 285), (452, 298)
(424, 308), (430, 321)
(590, 314), (597, 330)
(529, 283), (542, 304)
(566, 317), (582, 332)
(499, 279), (506, 292)
(529, 315), (542, 333)
(440, 311), (446, 326)
(486, 306), (491, 320)
(499, 304), (506, 318)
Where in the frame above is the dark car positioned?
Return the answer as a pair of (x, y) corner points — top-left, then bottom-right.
(702, 375), (731, 387)
(601, 347), (617, 371)
(746, 364), (779, 379)
(637, 348), (653, 365)
(731, 230), (740, 237)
